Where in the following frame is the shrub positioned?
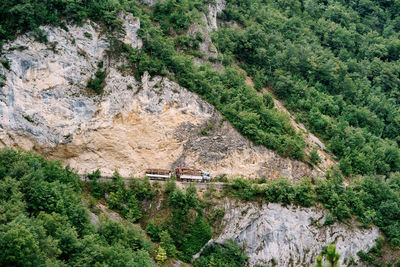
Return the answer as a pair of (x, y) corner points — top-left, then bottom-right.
(194, 239), (248, 267)
(87, 61), (106, 94)
(294, 179), (315, 207)
(146, 221), (161, 242)
(310, 148), (322, 165)
(160, 230), (177, 257)
(265, 178), (295, 205)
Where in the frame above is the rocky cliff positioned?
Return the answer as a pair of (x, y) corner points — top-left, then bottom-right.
(212, 200), (379, 266)
(0, 11), (325, 180)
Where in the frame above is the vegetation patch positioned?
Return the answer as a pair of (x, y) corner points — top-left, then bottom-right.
(214, 0), (400, 176)
(0, 148), (154, 266)
(87, 61), (106, 94)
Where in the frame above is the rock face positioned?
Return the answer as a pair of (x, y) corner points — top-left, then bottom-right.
(0, 15), (324, 179)
(206, 0), (226, 30)
(214, 200), (380, 266)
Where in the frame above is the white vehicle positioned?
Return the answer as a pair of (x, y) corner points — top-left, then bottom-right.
(175, 168), (210, 182)
(145, 168), (210, 182)
(145, 169), (172, 180)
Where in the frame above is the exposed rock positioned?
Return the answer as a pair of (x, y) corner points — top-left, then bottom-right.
(96, 203), (121, 222)
(0, 21), (107, 148)
(206, 0), (226, 30)
(188, 21), (218, 60)
(189, 0), (225, 70)
(138, 0), (158, 6)
(119, 11), (143, 49)
(88, 210), (99, 224)
(213, 200), (379, 266)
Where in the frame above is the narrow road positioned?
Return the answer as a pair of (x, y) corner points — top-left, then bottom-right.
(80, 175), (227, 189)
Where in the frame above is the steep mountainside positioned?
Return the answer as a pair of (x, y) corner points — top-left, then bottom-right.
(1, 0), (400, 266)
(0, 12), (327, 180)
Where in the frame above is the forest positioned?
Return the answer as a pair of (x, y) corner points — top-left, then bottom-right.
(213, 0), (400, 176)
(1, 0), (400, 265)
(0, 149), (155, 266)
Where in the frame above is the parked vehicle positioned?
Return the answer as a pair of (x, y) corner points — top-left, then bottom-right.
(145, 167), (210, 182)
(175, 168), (210, 182)
(145, 169), (171, 180)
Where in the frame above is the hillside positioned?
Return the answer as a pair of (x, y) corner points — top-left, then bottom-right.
(1, 0), (399, 177)
(0, 0), (400, 266)
(0, 2), (330, 180)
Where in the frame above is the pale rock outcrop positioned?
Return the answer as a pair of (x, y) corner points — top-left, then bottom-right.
(119, 12), (143, 49)
(138, 0), (158, 6)
(206, 0), (226, 30)
(214, 201), (379, 266)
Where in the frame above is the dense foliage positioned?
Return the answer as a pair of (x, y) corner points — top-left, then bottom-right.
(0, 149), (154, 266)
(87, 175), (219, 263)
(193, 239), (248, 267)
(214, 0), (400, 175)
(145, 181), (213, 262)
(86, 170), (155, 223)
(0, 0), (137, 44)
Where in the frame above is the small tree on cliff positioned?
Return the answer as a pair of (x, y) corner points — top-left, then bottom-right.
(315, 244), (341, 267)
(156, 246), (167, 264)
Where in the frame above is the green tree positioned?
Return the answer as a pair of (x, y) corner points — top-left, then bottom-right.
(124, 195), (142, 223)
(0, 217), (44, 266)
(315, 244), (341, 267)
(156, 246), (167, 264)
(310, 148), (322, 165)
(325, 244), (341, 267)
(160, 230), (177, 257)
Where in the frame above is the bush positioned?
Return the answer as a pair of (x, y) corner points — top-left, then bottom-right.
(160, 230), (177, 257)
(87, 61), (106, 94)
(310, 148), (322, 165)
(265, 179), (294, 206)
(294, 179), (315, 207)
(194, 239), (248, 267)
(180, 216), (212, 261)
(146, 221), (161, 242)
(129, 177), (155, 201)
(1, 59), (10, 70)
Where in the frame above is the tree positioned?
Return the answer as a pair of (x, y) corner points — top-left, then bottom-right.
(325, 244), (341, 266)
(294, 179), (315, 207)
(156, 246), (167, 264)
(310, 148), (322, 165)
(315, 255), (323, 267)
(124, 195), (142, 223)
(0, 218), (43, 266)
(160, 230), (177, 257)
(146, 221), (161, 242)
(315, 244), (341, 267)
